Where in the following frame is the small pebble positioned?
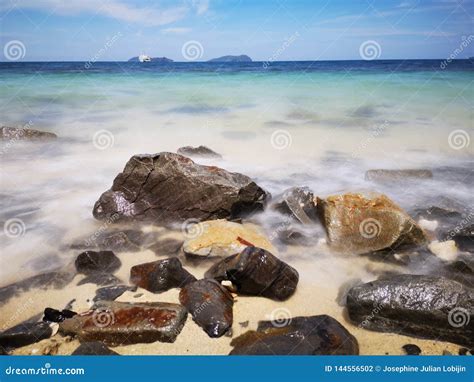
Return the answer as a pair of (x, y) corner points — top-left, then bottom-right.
(402, 344), (421, 355)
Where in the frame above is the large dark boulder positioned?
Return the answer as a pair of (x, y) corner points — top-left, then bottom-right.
(230, 315), (359, 355)
(71, 342), (118, 355)
(59, 301), (187, 345)
(205, 246), (299, 301)
(179, 279), (233, 338)
(317, 192), (426, 255)
(93, 152), (269, 223)
(130, 258), (196, 293)
(346, 275), (474, 347)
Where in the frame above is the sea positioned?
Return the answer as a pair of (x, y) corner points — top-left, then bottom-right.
(0, 59), (473, 284)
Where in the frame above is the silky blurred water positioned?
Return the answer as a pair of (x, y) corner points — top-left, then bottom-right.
(0, 60), (473, 284)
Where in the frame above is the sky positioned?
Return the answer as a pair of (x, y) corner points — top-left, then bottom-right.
(1, 0), (473, 61)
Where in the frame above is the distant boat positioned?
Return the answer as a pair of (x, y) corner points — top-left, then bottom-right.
(139, 54), (151, 62)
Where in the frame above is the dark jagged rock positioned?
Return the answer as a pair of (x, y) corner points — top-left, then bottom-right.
(230, 315), (359, 355)
(403, 344), (421, 355)
(130, 258), (196, 293)
(0, 271), (74, 306)
(43, 308), (77, 323)
(179, 279), (233, 338)
(177, 145), (222, 159)
(93, 152), (269, 224)
(0, 322), (53, 350)
(365, 169), (433, 182)
(75, 251), (121, 275)
(93, 285), (136, 302)
(458, 347), (473, 355)
(317, 192), (426, 255)
(272, 187), (318, 224)
(71, 342), (118, 355)
(346, 275), (474, 347)
(205, 246), (298, 301)
(0, 126), (57, 141)
(59, 301), (187, 346)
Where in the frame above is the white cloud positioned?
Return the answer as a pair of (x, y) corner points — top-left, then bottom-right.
(3, 0), (194, 26)
(191, 0), (209, 15)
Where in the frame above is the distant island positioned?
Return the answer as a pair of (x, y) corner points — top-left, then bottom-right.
(128, 56), (173, 63)
(207, 55), (252, 63)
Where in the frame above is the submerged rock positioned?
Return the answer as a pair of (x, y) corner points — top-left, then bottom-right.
(449, 224), (474, 253)
(317, 192), (426, 255)
(77, 273), (122, 287)
(130, 258), (196, 293)
(0, 271), (74, 306)
(205, 246), (299, 301)
(71, 342), (118, 355)
(0, 322), (53, 350)
(93, 285), (136, 302)
(230, 315), (359, 355)
(365, 169), (433, 182)
(149, 238), (183, 257)
(0, 126), (57, 141)
(272, 187), (318, 224)
(93, 152), (269, 224)
(75, 251), (121, 275)
(346, 275), (474, 347)
(179, 279), (233, 338)
(59, 301), (187, 346)
(177, 145), (222, 158)
(183, 219), (275, 258)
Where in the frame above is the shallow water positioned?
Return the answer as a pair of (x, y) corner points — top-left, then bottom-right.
(0, 60), (473, 285)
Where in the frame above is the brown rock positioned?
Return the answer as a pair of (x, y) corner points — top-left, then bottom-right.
(179, 279), (233, 338)
(93, 152), (268, 224)
(317, 192), (426, 255)
(1, 126), (57, 141)
(59, 301), (187, 345)
(130, 258), (196, 293)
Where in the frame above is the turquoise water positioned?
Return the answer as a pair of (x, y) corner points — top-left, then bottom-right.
(0, 60), (473, 282)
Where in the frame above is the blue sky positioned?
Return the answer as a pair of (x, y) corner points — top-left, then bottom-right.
(1, 0), (473, 61)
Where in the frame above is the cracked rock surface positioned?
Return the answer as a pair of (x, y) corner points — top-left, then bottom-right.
(93, 152), (269, 224)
